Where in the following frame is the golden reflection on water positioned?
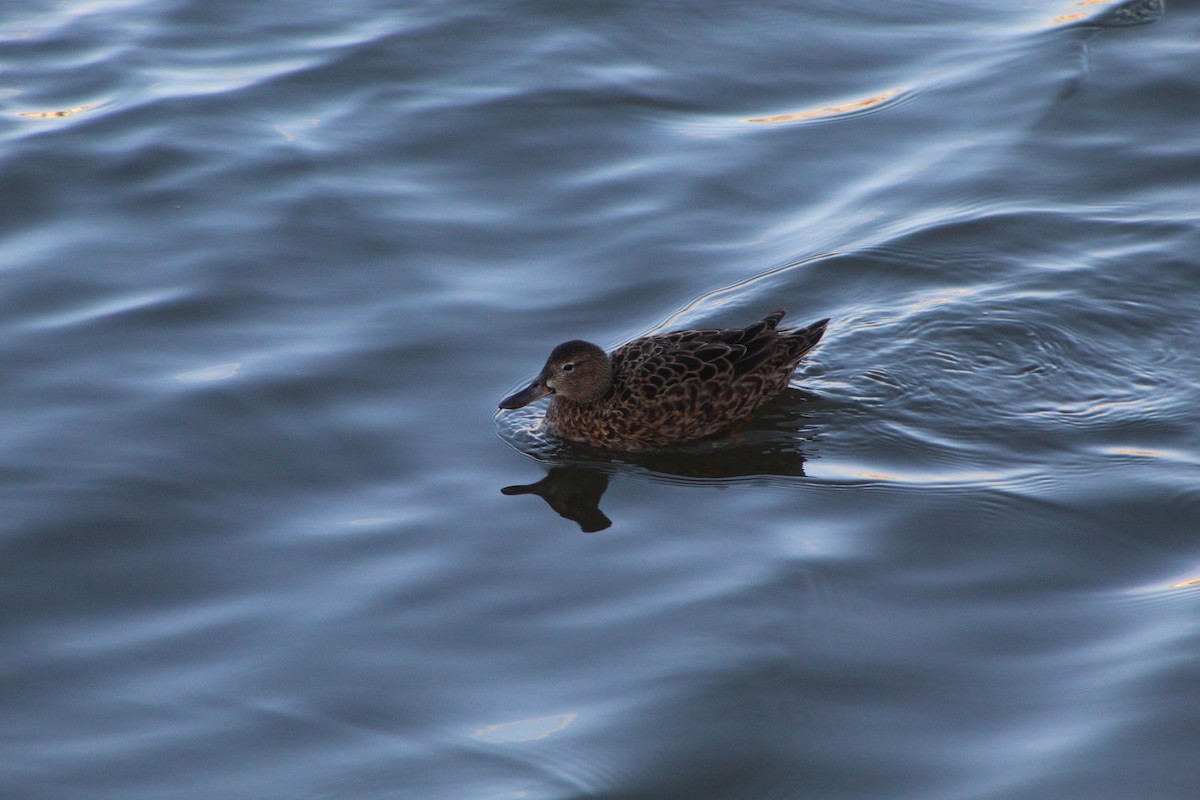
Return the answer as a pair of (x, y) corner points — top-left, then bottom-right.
(274, 118), (320, 141)
(744, 88), (903, 125)
(472, 713), (577, 743)
(909, 288), (972, 309)
(18, 104), (92, 118)
(1126, 573), (1200, 595)
(1045, 0), (1116, 26)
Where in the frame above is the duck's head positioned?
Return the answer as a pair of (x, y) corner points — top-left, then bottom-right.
(499, 340), (612, 409)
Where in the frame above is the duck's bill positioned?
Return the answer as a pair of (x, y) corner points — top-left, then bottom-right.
(499, 380), (551, 410)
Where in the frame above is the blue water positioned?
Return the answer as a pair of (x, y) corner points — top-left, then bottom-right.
(3, 1), (1199, 798)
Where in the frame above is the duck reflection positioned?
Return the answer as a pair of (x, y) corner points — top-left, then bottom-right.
(502, 467), (613, 532)
(501, 390), (815, 532)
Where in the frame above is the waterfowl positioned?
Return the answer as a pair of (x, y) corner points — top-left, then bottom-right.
(499, 309), (828, 450)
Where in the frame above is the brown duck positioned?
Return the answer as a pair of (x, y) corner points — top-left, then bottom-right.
(499, 309), (829, 450)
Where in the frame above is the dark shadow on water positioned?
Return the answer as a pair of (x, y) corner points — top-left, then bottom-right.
(502, 467), (614, 532)
(500, 389), (820, 533)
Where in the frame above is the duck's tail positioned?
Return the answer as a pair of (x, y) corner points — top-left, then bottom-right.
(781, 316), (829, 363)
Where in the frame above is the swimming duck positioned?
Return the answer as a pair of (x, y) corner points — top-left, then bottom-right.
(499, 309), (828, 450)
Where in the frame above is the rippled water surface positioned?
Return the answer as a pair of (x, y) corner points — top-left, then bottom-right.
(4, 1), (1199, 798)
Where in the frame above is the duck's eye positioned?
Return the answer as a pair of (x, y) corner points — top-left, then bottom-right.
(562, 363), (575, 372)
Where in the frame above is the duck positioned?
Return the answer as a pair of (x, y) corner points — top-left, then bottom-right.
(499, 309), (828, 450)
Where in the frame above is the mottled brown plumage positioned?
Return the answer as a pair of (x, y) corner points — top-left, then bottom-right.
(499, 309), (829, 450)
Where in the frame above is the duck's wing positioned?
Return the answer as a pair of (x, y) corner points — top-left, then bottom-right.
(612, 310), (795, 393)
(688, 310), (827, 371)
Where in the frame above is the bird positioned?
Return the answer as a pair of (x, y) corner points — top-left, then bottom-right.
(499, 309), (828, 450)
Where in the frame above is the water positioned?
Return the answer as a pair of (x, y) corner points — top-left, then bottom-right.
(3, 0), (1199, 797)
